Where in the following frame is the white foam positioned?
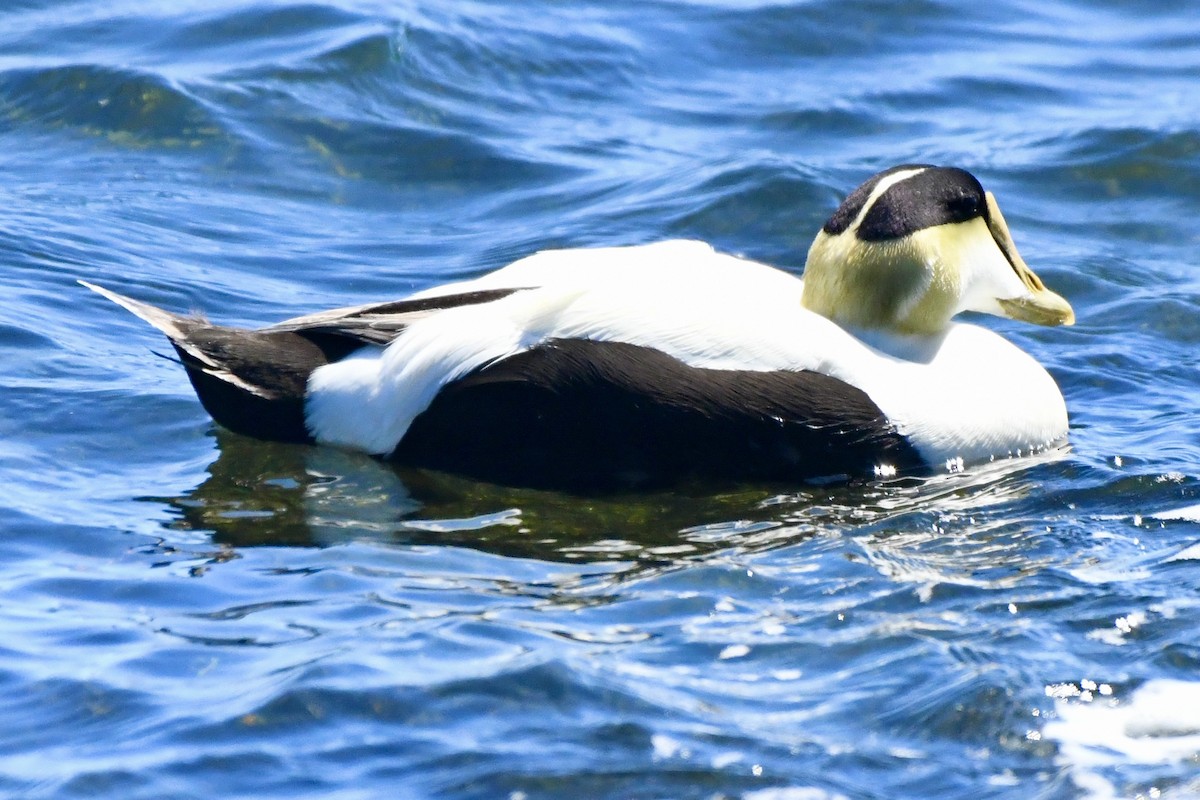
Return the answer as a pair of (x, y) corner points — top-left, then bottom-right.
(743, 789), (848, 800)
(1151, 503), (1200, 523)
(1044, 679), (1200, 798)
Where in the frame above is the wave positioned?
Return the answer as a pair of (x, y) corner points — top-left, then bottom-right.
(0, 64), (226, 148)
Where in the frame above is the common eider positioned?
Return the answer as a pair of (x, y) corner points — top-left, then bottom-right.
(84, 165), (1074, 490)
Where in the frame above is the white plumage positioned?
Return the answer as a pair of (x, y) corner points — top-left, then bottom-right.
(305, 239), (1068, 466)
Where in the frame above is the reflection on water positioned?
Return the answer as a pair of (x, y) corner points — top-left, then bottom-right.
(156, 429), (1075, 569)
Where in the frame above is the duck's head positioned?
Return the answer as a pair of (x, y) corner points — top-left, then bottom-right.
(800, 165), (1074, 335)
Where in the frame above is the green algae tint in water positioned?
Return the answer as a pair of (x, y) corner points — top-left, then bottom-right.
(2, 1), (1200, 798)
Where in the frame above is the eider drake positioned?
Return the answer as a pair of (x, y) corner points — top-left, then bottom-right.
(83, 165), (1074, 490)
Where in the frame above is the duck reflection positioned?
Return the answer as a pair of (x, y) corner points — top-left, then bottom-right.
(158, 430), (819, 561)
(156, 429), (1067, 566)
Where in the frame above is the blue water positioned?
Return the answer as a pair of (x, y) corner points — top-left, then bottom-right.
(3, 1), (1200, 798)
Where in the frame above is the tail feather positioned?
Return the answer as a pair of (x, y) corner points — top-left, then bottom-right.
(79, 281), (199, 341)
(79, 280), (229, 377)
(82, 280), (328, 443)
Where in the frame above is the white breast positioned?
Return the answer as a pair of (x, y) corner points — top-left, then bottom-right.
(841, 326), (1068, 467)
(305, 241), (1068, 468)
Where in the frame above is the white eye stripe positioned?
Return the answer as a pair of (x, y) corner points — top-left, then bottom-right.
(849, 167), (928, 233)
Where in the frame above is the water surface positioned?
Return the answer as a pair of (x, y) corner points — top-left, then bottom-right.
(3, 1), (1200, 798)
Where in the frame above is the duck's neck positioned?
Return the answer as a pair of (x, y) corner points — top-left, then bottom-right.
(800, 229), (958, 336)
(841, 322), (950, 365)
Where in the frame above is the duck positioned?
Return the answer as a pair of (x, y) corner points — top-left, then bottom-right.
(83, 164), (1074, 491)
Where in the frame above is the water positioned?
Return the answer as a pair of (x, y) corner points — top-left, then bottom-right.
(2, 1), (1200, 797)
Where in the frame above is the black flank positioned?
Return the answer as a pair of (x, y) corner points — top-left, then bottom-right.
(395, 338), (925, 491)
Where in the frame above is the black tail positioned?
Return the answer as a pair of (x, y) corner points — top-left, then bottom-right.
(81, 281), (334, 443)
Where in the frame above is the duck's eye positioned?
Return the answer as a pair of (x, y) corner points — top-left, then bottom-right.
(945, 193), (982, 223)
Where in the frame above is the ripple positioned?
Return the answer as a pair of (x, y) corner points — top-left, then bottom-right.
(2, 0), (1200, 798)
(0, 64), (225, 147)
(160, 3), (369, 57)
